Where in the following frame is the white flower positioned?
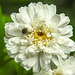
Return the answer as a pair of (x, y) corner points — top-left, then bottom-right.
(4, 2), (75, 72)
(53, 56), (75, 75)
(33, 56), (75, 75)
(33, 69), (53, 75)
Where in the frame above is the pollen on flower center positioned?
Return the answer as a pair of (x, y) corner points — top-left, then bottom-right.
(27, 22), (53, 46)
(53, 69), (63, 75)
(37, 32), (44, 36)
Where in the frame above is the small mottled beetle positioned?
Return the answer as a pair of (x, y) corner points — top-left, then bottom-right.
(22, 28), (27, 34)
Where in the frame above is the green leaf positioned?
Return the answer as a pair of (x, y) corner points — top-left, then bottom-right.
(0, 6), (4, 50)
(15, 63), (33, 75)
(15, 63), (27, 75)
(0, 6), (12, 69)
(0, 6), (11, 51)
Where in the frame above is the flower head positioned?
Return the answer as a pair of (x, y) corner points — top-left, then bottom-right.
(33, 69), (53, 75)
(33, 56), (75, 75)
(4, 2), (75, 72)
(53, 56), (75, 75)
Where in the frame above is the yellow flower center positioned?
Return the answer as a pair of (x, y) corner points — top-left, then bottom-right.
(53, 69), (63, 75)
(27, 23), (53, 46)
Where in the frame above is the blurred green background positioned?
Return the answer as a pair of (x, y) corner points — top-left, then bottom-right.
(0, 0), (75, 75)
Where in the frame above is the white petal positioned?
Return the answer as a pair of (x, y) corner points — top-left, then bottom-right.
(59, 45), (70, 54)
(15, 13), (26, 23)
(18, 53), (25, 60)
(43, 4), (50, 20)
(33, 59), (40, 72)
(28, 3), (35, 22)
(6, 23), (22, 37)
(11, 13), (19, 23)
(24, 66), (31, 71)
(48, 4), (56, 19)
(44, 47), (54, 54)
(50, 14), (60, 25)
(11, 13), (27, 23)
(20, 45), (27, 53)
(6, 44), (19, 54)
(58, 13), (70, 27)
(19, 7), (31, 24)
(19, 6), (27, 13)
(40, 53), (50, 71)
(20, 39), (28, 45)
(43, 53), (51, 64)
(58, 25), (73, 37)
(57, 36), (74, 47)
(8, 37), (20, 45)
(4, 37), (8, 43)
(22, 56), (38, 68)
(27, 56), (38, 67)
(14, 55), (21, 62)
(51, 55), (59, 66)
(35, 2), (44, 17)
(25, 45), (38, 56)
(41, 4), (56, 20)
